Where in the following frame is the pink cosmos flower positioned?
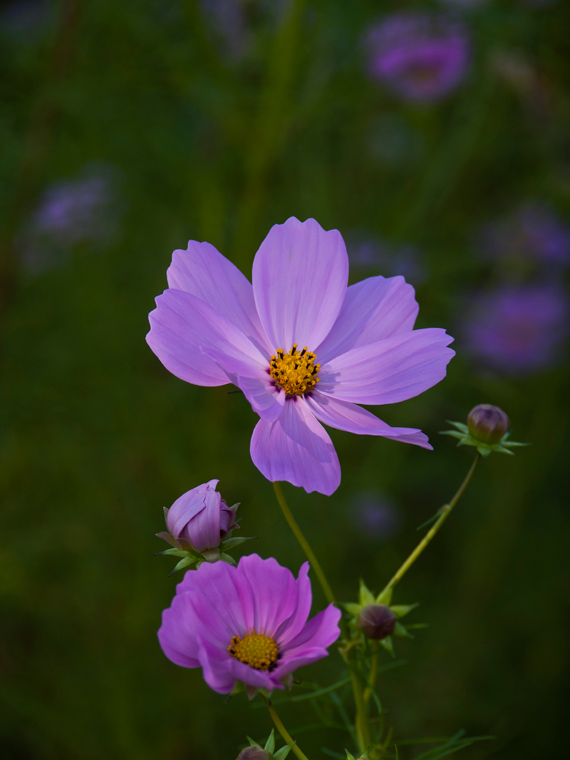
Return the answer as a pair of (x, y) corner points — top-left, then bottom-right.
(147, 217), (454, 495)
(158, 554), (341, 696)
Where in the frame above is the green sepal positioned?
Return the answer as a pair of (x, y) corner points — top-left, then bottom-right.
(440, 422), (529, 458)
(359, 578), (375, 607)
(230, 680), (246, 696)
(380, 635), (394, 657)
(273, 742), (296, 760)
(342, 602), (363, 617)
(221, 536), (257, 549)
(219, 552), (237, 566)
(264, 728), (276, 754)
(155, 548), (189, 558)
(390, 603), (419, 618)
(394, 621), (414, 638)
(375, 586), (393, 605)
(169, 554), (199, 575)
(345, 752), (357, 760)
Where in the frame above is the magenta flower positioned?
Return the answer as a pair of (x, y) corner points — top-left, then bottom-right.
(157, 479), (238, 555)
(365, 13), (470, 103)
(147, 217), (454, 495)
(158, 554), (341, 696)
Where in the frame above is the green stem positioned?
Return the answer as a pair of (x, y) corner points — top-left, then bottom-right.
(264, 697), (310, 760)
(379, 453), (480, 596)
(363, 643), (379, 706)
(272, 482), (336, 606)
(350, 668), (371, 753)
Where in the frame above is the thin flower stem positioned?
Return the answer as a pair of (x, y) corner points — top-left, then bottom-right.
(264, 697), (310, 760)
(358, 454), (480, 750)
(272, 482), (336, 606)
(379, 453), (480, 596)
(363, 643), (379, 706)
(350, 669), (371, 752)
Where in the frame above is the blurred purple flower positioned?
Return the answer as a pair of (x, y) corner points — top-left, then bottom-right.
(353, 492), (402, 542)
(158, 554), (341, 696)
(365, 12), (470, 103)
(147, 217), (454, 495)
(463, 284), (570, 374)
(20, 165), (121, 274)
(477, 202), (570, 270)
(157, 479), (238, 555)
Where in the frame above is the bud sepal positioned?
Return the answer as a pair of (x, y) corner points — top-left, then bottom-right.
(237, 729), (295, 760)
(440, 418), (528, 458)
(342, 579), (420, 655)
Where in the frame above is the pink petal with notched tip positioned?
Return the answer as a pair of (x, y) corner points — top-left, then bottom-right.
(250, 397), (341, 496)
(252, 217), (349, 351)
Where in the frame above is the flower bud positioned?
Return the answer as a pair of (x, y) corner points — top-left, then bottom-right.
(236, 746), (270, 760)
(158, 479), (238, 554)
(357, 604), (396, 640)
(467, 404), (510, 445)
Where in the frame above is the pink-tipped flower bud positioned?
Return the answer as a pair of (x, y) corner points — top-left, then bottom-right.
(236, 747), (270, 760)
(357, 604), (396, 640)
(158, 480), (238, 554)
(467, 404), (510, 445)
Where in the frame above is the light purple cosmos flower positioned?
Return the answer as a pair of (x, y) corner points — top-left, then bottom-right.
(463, 284), (570, 374)
(147, 217), (454, 495)
(158, 553), (341, 696)
(365, 13), (470, 103)
(157, 479), (238, 555)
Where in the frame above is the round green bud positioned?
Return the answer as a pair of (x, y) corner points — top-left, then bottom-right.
(467, 404), (510, 445)
(357, 604), (396, 640)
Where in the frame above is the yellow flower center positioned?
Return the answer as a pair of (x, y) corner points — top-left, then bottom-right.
(228, 632), (279, 671)
(269, 344), (320, 397)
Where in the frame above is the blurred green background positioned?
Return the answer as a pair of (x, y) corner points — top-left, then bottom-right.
(1, 1), (569, 758)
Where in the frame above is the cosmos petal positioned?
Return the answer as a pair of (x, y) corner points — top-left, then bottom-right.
(250, 397), (341, 496)
(306, 393), (431, 448)
(320, 328), (454, 405)
(252, 217), (349, 351)
(147, 289), (267, 386)
(167, 239), (272, 355)
(203, 346), (285, 423)
(316, 275), (419, 363)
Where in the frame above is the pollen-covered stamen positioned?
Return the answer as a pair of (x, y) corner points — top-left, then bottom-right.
(269, 344), (320, 397)
(228, 632), (279, 671)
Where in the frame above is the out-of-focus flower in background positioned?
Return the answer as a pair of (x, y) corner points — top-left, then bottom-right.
(462, 284), (570, 374)
(476, 201), (570, 272)
(19, 164), (123, 275)
(352, 491), (402, 542)
(365, 12), (470, 103)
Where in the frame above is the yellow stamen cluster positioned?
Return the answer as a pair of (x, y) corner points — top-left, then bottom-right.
(228, 632), (279, 671)
(269, 344), (320, 397)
